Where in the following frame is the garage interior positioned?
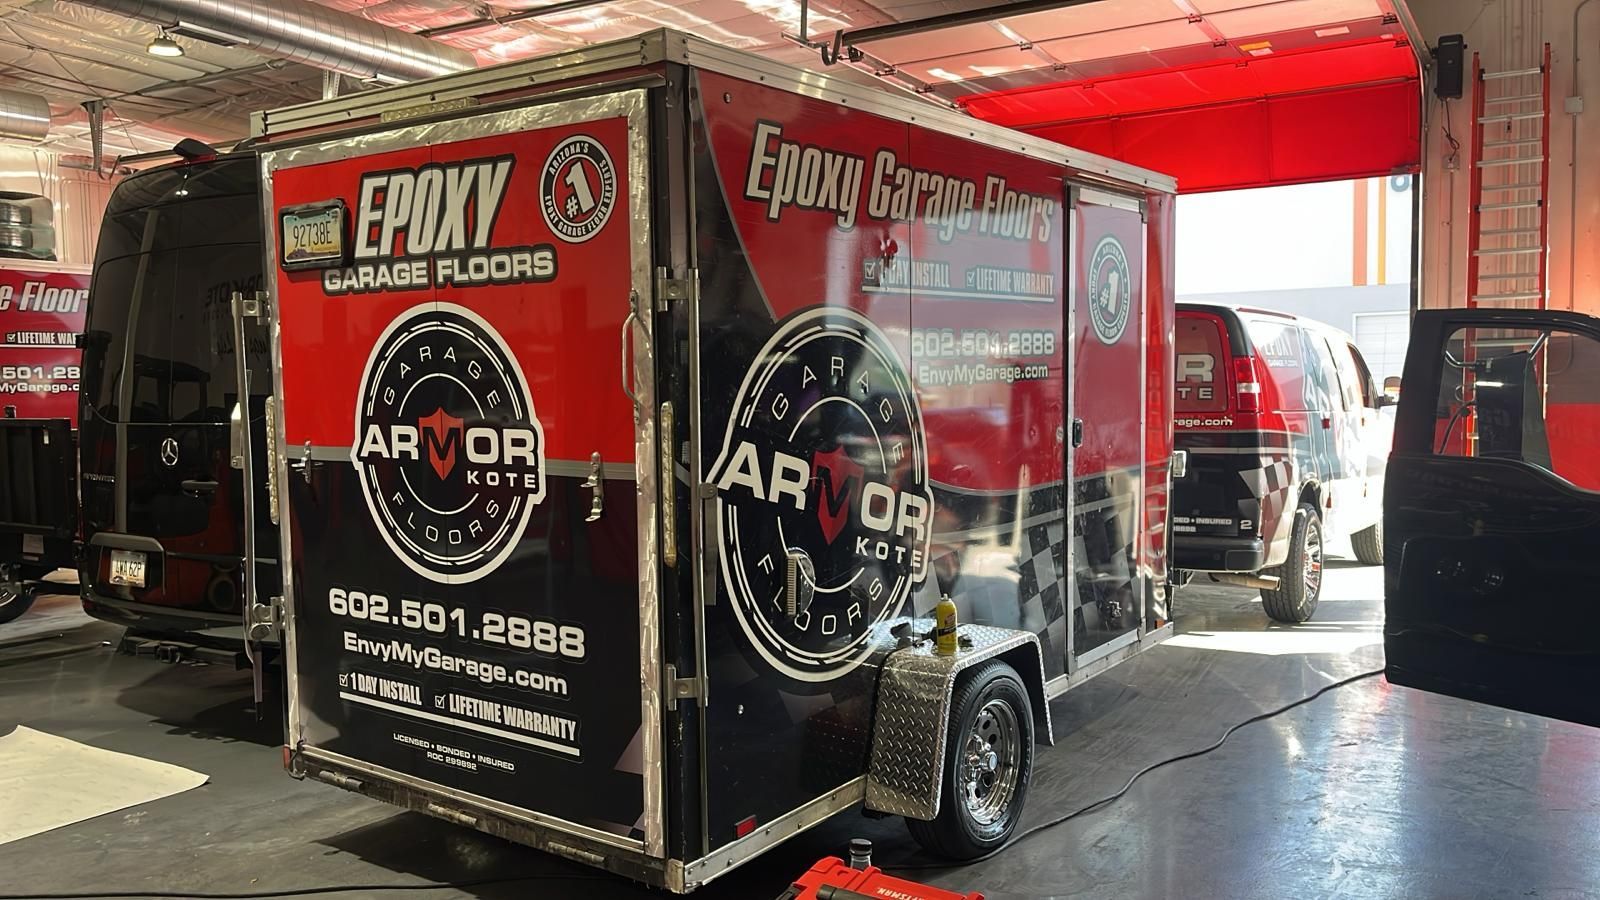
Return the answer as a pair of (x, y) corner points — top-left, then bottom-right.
(2, 1), (1597, 898)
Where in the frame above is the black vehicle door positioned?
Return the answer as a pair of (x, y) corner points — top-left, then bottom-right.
(1386, 308), (1600, 727)
(78, 158), (277, 625)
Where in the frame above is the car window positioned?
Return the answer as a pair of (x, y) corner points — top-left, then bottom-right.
(1176, 313), (1227, 412)
(1434, 326), (1600, 491)
(1300, 328), (1340, 413)
(1325, 336), (1366, 412)
(83, 158), (263, 426)
(1346, 343), (1378, 408)
(1243, 316), (1305, 412)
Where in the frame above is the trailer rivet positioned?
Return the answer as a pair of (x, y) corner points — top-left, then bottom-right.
(723, 92), (732, 103)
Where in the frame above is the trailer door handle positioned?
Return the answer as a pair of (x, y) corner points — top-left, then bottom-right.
(620, 290), (642, 413)
(181, 479), (218, 494)
(1071, 418), (1084, 448)
(582, 452), (604, 522)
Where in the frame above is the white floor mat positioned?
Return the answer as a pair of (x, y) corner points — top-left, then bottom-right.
(0, 726), (208, 845)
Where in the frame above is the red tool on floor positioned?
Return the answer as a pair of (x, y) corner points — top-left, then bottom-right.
(777, 841), (983, 900)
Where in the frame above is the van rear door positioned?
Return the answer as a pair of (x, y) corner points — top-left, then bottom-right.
(78, 158), (276, 631)
(1171, 309), (1250, 548)
(1387, 309), (1600, 727)
(1176, 311), (1231, 428)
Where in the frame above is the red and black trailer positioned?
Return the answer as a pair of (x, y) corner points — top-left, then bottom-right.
(244, 30), (1177, 891)
(0, 264), (89, 623)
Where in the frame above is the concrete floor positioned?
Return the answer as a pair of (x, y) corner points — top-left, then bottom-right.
(2, 565), (1597, 899)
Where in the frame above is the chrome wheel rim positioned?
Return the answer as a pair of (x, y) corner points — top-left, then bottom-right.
(961, 698), (1021, 830)
(0, 565), (20, 609)
(1304, 525), (1323, 598)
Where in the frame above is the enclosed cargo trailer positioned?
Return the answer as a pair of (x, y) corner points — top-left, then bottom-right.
(0, 265), (88, 623)
(245, 30), (1177, 891)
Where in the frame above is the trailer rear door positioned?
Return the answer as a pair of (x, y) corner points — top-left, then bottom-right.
(265, 92), (662, 853)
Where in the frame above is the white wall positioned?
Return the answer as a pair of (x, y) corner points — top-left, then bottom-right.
(1177, 176), (1414, 295)
(1409, 0), (1599, 313)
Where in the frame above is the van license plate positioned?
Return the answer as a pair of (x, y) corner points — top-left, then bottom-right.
(109, 550), (146, 588)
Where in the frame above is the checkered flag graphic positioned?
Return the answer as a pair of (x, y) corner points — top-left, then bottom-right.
(1240, 455), (1294, 535)
(1016, 520), (1068, 664)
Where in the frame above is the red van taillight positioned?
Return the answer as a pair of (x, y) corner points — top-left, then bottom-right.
(1233, 357), (1262, 412)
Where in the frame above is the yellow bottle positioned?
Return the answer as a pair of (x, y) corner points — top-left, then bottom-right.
(934, 595), (958, 655)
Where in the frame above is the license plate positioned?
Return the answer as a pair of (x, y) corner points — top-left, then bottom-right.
(21, 534), (43, 558)
(109, 550), (147, 588)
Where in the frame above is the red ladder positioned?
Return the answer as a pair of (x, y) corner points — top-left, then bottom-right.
(1466, 43), (1551, 310)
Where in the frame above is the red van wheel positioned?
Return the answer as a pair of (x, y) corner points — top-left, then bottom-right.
(1261, 503), (1323, 624)
(1352, 520), (1384, 566)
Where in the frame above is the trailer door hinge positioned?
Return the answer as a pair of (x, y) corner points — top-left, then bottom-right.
(665, 664), (702, 710)
(236, 289), (271, 321)
(247, 595), (283, 641)
(654, 267), (696, 312)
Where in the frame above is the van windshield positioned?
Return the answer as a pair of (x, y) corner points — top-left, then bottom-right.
(1176, 314), (1227, 412)
(82, 157), (265, 426)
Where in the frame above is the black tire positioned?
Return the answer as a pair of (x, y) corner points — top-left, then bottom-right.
(906, 660), (1034, 860)
(1261, 503), (1324, 624)
(1352, 520), (1384, 566)
(0, 582), (38, 624)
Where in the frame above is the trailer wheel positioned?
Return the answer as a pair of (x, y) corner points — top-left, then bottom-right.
(906, 660), (1033, 860)
(1261, 503), (1323, 624)
(0, 578), (38, 625)
(1352, 520), (1384, 566)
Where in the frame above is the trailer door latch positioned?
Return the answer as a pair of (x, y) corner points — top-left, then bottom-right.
(664, 664), (702, 710)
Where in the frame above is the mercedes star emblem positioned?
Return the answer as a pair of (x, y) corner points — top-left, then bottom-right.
(159, 437), (180, 468)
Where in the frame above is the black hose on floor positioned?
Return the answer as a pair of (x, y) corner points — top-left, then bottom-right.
(891, 667), (1386, 871)
(0, 669), (1385, 899)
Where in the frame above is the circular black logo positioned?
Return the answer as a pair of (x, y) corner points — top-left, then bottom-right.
(352, 303), (545, 583)
(540, 135), (617, 244)
(1088, 235), (1131, 345)
(709, 307), (934, 682)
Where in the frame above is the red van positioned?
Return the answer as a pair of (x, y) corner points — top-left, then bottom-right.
(1171, 303), (1392, 623)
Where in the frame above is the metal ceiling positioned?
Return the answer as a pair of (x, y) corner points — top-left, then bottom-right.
(0, 0), (1421, 166)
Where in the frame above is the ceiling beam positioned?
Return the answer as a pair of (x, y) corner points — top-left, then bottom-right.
(839, 0), (1109, 47)
(418, 0), (613, 39)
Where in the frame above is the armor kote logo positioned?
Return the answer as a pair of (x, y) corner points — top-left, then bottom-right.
(709, 307), (934, 682)
(1088, 234), (1132, 345)
(352, 303), (546, 583)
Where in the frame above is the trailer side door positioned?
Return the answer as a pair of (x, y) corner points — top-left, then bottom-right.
(1068, 188), (1149, 670)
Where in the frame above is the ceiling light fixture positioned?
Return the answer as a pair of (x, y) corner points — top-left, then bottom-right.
(146, 28), (185, 58)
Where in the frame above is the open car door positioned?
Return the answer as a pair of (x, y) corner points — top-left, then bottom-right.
(1386, 308), (1600, 727)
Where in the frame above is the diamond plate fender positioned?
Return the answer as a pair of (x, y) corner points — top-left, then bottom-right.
(864, 624), (1054, 821)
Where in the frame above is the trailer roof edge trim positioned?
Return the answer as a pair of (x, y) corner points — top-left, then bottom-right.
(250, 28), (1176, 194)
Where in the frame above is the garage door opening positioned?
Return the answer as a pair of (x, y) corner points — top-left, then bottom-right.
(1176, 175), (1416, 384)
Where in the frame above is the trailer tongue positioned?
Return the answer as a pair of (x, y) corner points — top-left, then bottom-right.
(251, 29), (1177, 892)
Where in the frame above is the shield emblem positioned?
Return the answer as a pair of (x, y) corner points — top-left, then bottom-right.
(811, 446), (864, 546)
(418, 408), (464, 481)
